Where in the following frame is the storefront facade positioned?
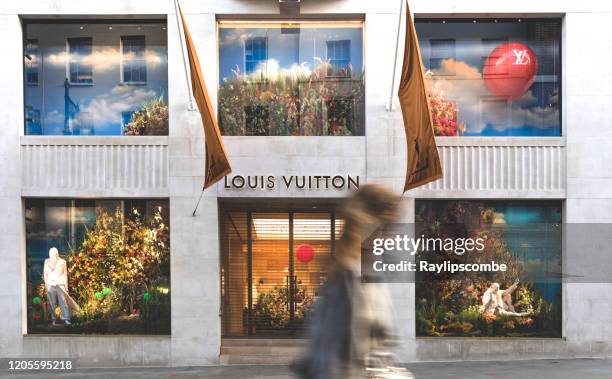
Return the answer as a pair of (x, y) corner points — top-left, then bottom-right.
(1, 0), (611, 367)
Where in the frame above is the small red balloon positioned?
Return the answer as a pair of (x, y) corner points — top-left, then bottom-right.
(296, 244), (315, 264)
(483, 42), (537, 100)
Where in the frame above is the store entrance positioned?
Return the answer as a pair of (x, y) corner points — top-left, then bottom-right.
(220, 202), (342, 337)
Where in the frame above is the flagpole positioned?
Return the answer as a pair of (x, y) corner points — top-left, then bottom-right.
(173, 0), (196, 111)
(387, 0), (404, 111)
(192, 187), (205, 217)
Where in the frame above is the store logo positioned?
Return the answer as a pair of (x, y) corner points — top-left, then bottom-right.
(223, 175), (360, 191)
(511, 49), (530, 65)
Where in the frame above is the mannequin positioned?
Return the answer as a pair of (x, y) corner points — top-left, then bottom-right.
(43, 247), (71, 325)
(481, 279), (528, 317)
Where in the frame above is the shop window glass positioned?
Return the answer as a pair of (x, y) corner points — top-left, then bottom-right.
(25, 199), (170, 335)
(68, 37), (93, 84)
(25, 39), (39, 85)
(417, 19), (561, 136)
(244, 36), (267, 74)
(121, 35), (147, 83)
(415, 200), (562, 338)
(326, 40), (351, 77)
(23, 20), (168, 135)
(219, 20), (364, 136)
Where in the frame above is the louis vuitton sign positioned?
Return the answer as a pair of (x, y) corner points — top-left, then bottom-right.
(223, 175), (360, 191)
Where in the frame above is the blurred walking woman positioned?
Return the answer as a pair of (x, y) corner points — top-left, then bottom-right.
(292, 185), (400, 379)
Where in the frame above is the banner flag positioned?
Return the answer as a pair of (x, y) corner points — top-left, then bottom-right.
(398, 1), (442, 191)
(179, 5), (231, 189)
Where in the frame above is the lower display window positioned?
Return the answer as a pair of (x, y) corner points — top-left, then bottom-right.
(415, 200), (562, 338)
(220, 204), (343, 337)
(25, 198), (170, 335)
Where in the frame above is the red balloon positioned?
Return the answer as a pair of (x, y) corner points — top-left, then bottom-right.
(296, 244), (315, 264)
(483, 42), (537, 100)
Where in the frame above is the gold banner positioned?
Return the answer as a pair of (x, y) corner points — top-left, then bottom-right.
(398, 1), (442, 191)
(179, 5), (232, 189)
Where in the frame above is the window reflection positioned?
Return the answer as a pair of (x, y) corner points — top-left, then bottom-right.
(417, 19), (561, 137)
(218, 21), (365, 136)
(23, 21), (168, 136)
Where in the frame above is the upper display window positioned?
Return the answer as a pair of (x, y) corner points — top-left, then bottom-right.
(416, 19), (561, 136)
(218, 21), (365, 136)
(23, 20), (168, 136)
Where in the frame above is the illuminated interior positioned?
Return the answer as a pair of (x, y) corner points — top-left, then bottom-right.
(220, 208), (342, 337)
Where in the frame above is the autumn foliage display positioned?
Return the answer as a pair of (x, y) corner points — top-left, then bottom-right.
(28, 205), (171, 334)
(218, 61), (364, 136)
(415, 202), (561, 337)
(428, 83), (465, 136)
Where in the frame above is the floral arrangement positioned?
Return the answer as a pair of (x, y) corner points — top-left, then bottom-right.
(218, 60), (364, 136)
(415, 202), (561, 337)
(67, 206), (170, 322)
(28, 205), (171, 334)
(123, 95), (169, 136)
(428, 83), (465, 136)
(252, 285), (314, 330)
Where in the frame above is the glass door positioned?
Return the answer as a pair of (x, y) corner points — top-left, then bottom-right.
(220, 207), (341, 337)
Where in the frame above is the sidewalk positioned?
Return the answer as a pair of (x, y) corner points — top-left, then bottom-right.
(1, 359), (611, 379)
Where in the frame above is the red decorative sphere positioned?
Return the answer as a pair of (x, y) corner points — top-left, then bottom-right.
(296, 244), (315, 264)
(483, 42), (538, 100)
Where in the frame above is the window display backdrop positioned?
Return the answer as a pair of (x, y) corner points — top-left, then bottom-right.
(218, 21), (365, 136)
(416, 19), (561, 136)
(415, 200), (562, 337)
(25, 199), (170, 334)
(23, 20), (168, 136)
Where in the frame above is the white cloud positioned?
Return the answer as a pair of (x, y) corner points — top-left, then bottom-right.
(45, 48), (164, 73)
(428, 58), (559, 134)
(78, 86), (157, 126)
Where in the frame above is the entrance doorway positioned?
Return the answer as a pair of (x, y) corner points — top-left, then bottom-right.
(220, 203), (343, 337)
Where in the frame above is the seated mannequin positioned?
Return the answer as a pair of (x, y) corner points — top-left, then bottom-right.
(480, 279), (528, 317)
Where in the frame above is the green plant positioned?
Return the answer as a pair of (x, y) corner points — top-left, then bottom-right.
(123, 95), (169, 136)
(252, 285), (314, 329)
(218, 61), (364, 136)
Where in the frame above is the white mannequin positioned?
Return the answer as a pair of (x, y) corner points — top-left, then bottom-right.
(481, 279), (528, 317)
(43, 247), (71, 325)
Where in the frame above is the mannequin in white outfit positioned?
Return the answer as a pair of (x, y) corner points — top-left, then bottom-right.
(43, 247), (71, 325)
(481, 279), (528, 317)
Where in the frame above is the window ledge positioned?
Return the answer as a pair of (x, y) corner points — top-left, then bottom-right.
(21, 135), (169, 146)
(434, 136), (565, 147)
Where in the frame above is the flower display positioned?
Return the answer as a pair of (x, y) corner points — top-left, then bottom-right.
(218, 61), (364, 136)
(415, 201), (562, 337)
(428, 82), (466, 136)
(123, 95), (169, 136)
(252, 285), (314, 330)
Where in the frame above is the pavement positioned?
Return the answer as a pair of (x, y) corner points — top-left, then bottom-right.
(1, 359), (612, 379)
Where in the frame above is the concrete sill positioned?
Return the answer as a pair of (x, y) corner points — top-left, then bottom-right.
(21, 136), (169, 146)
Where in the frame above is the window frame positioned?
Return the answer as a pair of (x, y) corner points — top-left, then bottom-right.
(66, 36), (93, 86)
(120, 35), (148, 85)
(24, 38), (39, 86)
(415, 17), (563, 137)
(243, 36), (268, 75)
(217, 19), (366, 137)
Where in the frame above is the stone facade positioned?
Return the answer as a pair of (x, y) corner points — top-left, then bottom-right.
(1, 0), (611, 367)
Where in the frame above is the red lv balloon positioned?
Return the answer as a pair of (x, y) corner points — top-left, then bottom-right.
(296, 244), (315, 264)
(483, 42), (537, 100)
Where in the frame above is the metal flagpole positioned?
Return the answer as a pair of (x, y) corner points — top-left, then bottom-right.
(173, 0), (196, 111)
(387, 0), (404, 111)
(173, 0), (207, 216)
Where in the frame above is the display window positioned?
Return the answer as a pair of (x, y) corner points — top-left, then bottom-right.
(23, 20), (168, 136)
(416, 19), (561, 136)
(25, 199), (170, 334)
(415, 200), (562, 337)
